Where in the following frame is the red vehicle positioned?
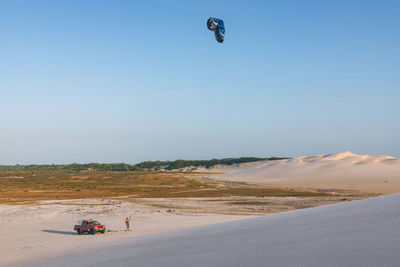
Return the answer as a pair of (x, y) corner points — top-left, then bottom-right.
(74, 219), (106, 235)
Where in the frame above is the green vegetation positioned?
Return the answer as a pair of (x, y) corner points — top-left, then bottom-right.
(0, 163), (134, 172)
(134, 157), (288, 170)
(0, 157), (289, 172)
(0, 170), (327, 204)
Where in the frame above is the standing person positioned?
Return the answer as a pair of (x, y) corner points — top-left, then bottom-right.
(125, 217), (130, 231)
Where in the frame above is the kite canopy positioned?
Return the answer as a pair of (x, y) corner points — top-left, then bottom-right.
(207, 17), (225, 43)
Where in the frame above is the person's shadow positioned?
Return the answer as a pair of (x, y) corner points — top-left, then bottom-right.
(41, 229), (77, 235)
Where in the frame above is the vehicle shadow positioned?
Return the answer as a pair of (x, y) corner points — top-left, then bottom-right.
(41, 229), (77, 235)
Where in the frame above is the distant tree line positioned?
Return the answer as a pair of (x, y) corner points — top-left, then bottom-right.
(0, 157), (289, 172)
(0, 163), (134, 172)
(133, 157), (288, 170)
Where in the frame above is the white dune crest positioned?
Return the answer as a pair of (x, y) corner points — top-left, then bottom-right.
(328, 151), (357, 160)
(214, 152), (400, 194)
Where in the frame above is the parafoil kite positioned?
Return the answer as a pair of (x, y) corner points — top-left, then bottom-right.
(207, 17), (225, 43)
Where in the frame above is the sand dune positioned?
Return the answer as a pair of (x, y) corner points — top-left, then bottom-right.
(30, 194), (400, 267)
(214, 152), (400, 194)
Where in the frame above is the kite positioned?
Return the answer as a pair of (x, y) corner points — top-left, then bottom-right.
(207, 17), (225, 43)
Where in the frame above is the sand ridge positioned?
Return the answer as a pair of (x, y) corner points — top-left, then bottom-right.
(213, 152), (400, 194)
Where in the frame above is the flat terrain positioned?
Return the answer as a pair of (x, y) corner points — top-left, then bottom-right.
(30, 194), (400, 267)
(0, 170), (332, 204)
(0, 198), (249, 266)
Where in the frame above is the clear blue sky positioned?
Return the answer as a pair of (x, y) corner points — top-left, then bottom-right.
(1, 0), (399, 164)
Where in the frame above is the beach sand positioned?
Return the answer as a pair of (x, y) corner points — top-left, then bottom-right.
(0, 199), (249, 266)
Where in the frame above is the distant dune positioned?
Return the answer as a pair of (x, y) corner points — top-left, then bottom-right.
(213, 152), (400, 194)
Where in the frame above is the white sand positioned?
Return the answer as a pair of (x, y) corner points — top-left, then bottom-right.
(0, 199), (248, 266)
(214, 152), (400, 194)
(32, 194), (400, 267)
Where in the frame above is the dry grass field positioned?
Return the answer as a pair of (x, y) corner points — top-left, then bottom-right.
(0, 170), (353, 205)
(0, 170), (375, 208)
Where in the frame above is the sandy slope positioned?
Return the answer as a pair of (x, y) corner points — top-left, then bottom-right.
(0, 199), (248, 267)
(213, 152), (400, 194)
(30, 194), (400, 267)
(187, 160), (273, 173)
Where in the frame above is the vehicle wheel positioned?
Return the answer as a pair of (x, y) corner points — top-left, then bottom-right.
(101, 228), (105, 234)
(77, 228), (81, 235)
(89, 228), (95, 235)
